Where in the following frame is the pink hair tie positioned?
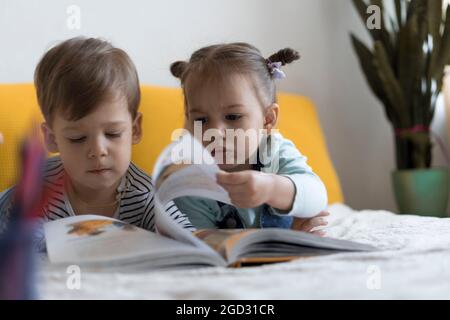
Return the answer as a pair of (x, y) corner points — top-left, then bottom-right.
(267, 61), (286, 80)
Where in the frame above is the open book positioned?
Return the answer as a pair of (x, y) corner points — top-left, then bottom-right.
(45, 134), (376, 271)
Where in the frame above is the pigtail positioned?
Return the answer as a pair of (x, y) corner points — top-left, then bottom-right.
(170, 61), (188, 79)
(266, 48), (300, 65)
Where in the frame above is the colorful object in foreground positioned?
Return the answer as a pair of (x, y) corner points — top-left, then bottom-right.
(0, 127), (47, 300)
(12, 128), (47, 221)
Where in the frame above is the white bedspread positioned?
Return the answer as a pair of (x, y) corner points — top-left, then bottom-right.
(37, 204), (450, 299)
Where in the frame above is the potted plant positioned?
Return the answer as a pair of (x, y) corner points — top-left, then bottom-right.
(351, 0), (449, 217)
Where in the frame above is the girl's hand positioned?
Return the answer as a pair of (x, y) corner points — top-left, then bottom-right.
(291, 211), (330, 236)
(216, 171), (274, 208)
(0, 132), (3, 144)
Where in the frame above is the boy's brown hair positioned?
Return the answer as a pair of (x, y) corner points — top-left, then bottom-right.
(34, 37), (140, 125)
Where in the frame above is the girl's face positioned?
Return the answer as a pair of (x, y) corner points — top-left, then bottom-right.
(185, 73), (278, 172)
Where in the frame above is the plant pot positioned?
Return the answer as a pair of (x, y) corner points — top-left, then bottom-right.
(392, 168), (449, 217)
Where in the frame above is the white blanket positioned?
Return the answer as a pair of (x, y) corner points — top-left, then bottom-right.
(37, 204), (450, 299)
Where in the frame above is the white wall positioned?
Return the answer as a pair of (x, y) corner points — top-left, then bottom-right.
(0, 0), (448, 213)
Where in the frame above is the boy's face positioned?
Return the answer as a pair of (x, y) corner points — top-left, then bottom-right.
(185, 73), (278, 171)
(42, 95), (142, 191)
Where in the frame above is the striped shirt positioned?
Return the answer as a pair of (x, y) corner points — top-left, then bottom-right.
(0, 156), (195, 236)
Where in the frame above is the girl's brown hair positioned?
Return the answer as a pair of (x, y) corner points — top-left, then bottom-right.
(170, 43), (300, 108)
(34, 37), (140, 125)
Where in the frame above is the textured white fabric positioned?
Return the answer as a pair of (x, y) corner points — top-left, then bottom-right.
(37, 204), (450, 299)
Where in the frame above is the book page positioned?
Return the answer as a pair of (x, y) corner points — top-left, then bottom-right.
(194, 228), (377, 267)
(152, 132), (231, 206)
(151, 133), (233, 255)
(194, 229), (256, 261)
(44, 214), (225, 267)
(152, 200), (216, 253)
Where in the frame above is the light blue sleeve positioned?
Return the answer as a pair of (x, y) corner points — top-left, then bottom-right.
(268, 134), (328, 218)
(173, 197), (221, 229)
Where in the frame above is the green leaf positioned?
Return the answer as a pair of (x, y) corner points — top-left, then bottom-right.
(350, 34), (396, 124)
(432, 5), (450, 80)
(412, 11), (428, 126)
(407, 0), (427, 21)
(427, 0), (442, 42)
(427, 0), (443, 80)
(352, 0), (369, 25)
(351, 0), (395, 64)
(373, 41), (408, 127)
(394, 0), (404, 28)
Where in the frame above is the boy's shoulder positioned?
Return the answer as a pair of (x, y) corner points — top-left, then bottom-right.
(0, 156), (64, 228)
(44, 156), (65, 176)
(125, 162), (154, 193)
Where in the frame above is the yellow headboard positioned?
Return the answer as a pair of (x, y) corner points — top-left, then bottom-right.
(0, 84), (343, 204)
